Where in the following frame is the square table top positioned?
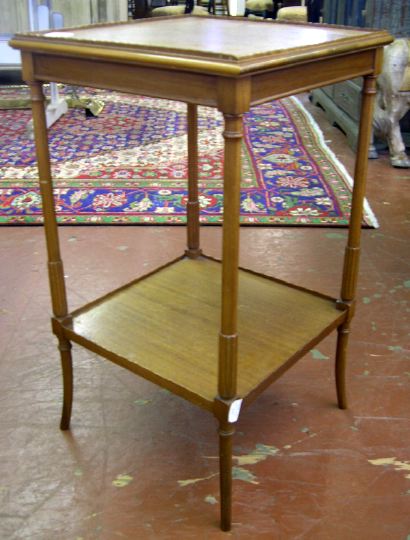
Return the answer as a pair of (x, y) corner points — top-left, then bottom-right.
(10, 16), (392, 76)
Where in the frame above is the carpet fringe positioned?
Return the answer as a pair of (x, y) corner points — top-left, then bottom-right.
(289, 96), (379, 229)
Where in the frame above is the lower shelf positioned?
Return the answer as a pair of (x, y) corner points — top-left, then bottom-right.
(58, 256), (347, 411)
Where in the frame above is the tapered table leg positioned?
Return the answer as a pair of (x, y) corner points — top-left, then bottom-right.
(219, 420), (235, 531)
(336, 74), (378, 409)
(59, 337), (73, 430)
(217, 112), (244, 530)
(335, 326), (349, 409)
(29, 81), (73, 428)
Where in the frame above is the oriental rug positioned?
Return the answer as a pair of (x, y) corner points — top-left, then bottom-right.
(0, 86), (378, 226)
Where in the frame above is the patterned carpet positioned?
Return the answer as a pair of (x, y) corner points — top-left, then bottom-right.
(0, 86), (377, 226)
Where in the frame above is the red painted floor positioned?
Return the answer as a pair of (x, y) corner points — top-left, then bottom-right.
(0, 96), (409, 539)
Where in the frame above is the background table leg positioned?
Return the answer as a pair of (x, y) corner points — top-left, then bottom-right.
(186, 103), (202, 258)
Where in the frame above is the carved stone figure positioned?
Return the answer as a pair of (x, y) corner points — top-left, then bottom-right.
(373, 38), (410, 168)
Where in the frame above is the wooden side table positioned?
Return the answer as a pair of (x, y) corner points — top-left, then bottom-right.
(10, 16), (392, 531)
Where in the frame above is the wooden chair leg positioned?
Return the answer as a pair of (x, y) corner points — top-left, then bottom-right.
(58, 337), (73, 430)
(219, 421), (235, 531)
(335, 325), (349, 409)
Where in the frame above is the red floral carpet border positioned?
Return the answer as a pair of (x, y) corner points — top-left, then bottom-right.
(0, 87), (378, 226)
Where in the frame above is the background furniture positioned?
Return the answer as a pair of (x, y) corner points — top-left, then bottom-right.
(11, 16), (391, 531)
(311, 0), (410, 159)
(244, 0), (319, 22)
(276, 3), (307, 21)
(128, 0), (151, 18)
(151, 4), (210, 16)
(244, 0), (299, 20)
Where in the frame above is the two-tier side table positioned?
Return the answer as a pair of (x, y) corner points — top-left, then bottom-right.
(10, 16), (392, 531)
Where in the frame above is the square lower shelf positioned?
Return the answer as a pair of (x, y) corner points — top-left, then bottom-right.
(58, 256), (347, 411)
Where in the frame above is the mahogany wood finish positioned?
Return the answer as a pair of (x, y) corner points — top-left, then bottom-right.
(10, 16), (392, 531)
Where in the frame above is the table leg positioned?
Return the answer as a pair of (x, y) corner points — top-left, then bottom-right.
(29, 81), (73, 429)
(335, 326), (349, 409)
(186, 103), (202, 258)
(217, 112), (243, 530)
(59, 337), (73, 430)
(336, 74), (377, 409)
(218, 112), (243, 399)
(219, 420), (235, 531)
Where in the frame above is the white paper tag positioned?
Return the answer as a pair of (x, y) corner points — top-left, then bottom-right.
(228, 399), (243, 423)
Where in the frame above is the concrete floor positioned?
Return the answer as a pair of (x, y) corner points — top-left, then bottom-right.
(0, 97), (409, 539)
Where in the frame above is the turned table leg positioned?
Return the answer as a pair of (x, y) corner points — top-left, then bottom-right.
(218, 112), (243, 400)
(219, 420), (235, 531)
(58, 337), (73, 430)
(217, 111), (244, 530)
(336, 74), (378, 409)
(29, 80), (73, 429)
(186, 103), (202, 258)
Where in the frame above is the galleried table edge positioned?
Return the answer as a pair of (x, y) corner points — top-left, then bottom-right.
(10, 16), (392, 532)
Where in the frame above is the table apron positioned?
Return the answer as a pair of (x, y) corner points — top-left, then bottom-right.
(30, 47), (378, 110)
(250, 49), (378, 104)
(31, 53), (219, 107)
